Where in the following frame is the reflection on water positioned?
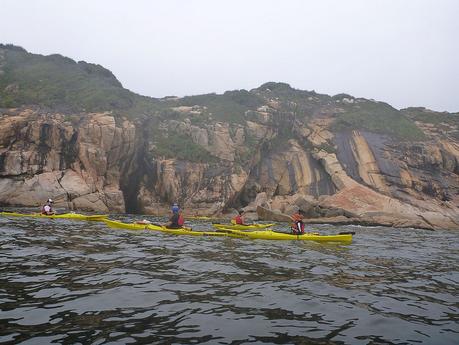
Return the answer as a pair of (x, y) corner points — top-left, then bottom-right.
(1, 216), (458, 344)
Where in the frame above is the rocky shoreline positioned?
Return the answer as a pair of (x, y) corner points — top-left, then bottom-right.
(1, 47), (458, 231)
(1, 108), (458, 231)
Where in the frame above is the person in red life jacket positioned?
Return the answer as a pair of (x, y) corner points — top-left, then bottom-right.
(233, 210), (245, 225)
(164, 203), (185, 229)
(164, 210), (180, 229)
(41, 199), (55, 215)
(290, 211), (305, 235)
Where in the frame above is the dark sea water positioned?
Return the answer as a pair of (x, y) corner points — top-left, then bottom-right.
(0, 215), (458, 345)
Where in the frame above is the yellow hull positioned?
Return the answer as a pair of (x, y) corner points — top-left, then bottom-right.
(103, 219), (233, 237)
(103, 219), (195, 232)
(103, 220), (352, 243)
(151, 226), (231, 237)
(0, 212), (108, 221)
(187, 216), (215, 220)
(103, 219), (163, 230)
(216, 229), (353, 243)
(212, 223), (274, 231)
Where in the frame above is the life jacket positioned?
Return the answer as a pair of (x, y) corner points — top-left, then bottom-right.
(168, 212), (180, 228)
(234, 214), (243, 225)
(291, 219), (305, 234)
(178, 214), (184, 226)
(42, 204), (52, 215)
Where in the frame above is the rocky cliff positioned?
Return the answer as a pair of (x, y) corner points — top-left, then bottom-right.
(0, 45), (458, 230)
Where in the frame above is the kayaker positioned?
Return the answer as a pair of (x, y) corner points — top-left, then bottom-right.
(41, 199), (55, 215)
(290, 211), (305, 235)
(233, 210), (245, 225)
(164, 204), (184, 229)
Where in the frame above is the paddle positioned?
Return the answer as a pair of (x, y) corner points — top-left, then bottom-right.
(339, 231), (355, 235)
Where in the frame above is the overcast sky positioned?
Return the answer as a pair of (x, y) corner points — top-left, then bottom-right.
(1, 0), (458, 111)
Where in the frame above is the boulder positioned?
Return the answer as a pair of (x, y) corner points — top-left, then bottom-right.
(243, 211), (259, 222)
(284, 204), (299, 216)
(254, 192), (269, 208)
(71, 193), (109, 212)
(60, 170), (92, 199)
(293, 195), (317, 214)
(257, 205), (291, 222)
(321, 207), (345, 218)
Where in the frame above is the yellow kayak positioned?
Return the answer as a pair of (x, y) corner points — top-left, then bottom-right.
(152, 227), (233, 237)
(103, 219), (164, 230)
(187, 216), (215, 220)
(104, 219), (195, 232)
(103, 219), (235, 238)
(216, 229), (353, 243)
(212, 223), (275, 231)
(103, 220), (351, 243)
(0, 212), (108, 221)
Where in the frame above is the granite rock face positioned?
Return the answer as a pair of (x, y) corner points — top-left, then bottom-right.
(0, 109), (134, 212)
(1, 78), (458, 230)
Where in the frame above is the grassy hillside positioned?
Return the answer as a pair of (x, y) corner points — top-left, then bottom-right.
(0, 44), (437, 144)
(333, 100), (427, 140)
(177, 89), (264, 124)
(401, 107), (459, 126)
(251, 83), (426, 141)
(0, 44), (159, 113)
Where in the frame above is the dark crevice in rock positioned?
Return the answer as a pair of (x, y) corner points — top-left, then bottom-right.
(37, 123), (51, 173)
(0, 152), (5, 173)
(306, 154), (336, 196)
(59, 130), (78, 170)
(119, 121), (150, 214)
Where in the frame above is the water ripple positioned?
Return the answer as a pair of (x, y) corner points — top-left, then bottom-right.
(0, 217), (458, 344)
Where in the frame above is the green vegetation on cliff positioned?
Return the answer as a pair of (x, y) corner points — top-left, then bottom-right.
(254, 83), (426, 141)
(0, 44), (447, 145)
(152, 131), (219, 163)
(402, 107), (459, 126)
(332, 100), (426, 141)
(0, 44), (159, 113)
(255, 82), (330, 119)
(178, 89), (264, 124)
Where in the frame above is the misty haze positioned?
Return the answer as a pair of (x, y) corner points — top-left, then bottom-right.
(0, 1), (458, 344)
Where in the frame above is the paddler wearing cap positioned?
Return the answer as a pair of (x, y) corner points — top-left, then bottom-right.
(41, 198), (55, 215)
(163, 203), (185, 229)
